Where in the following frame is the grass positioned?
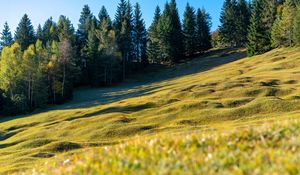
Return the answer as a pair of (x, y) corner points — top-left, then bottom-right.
(1, 47), (300, 174)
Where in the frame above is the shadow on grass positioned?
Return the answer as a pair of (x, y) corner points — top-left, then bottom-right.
(0, 48), (247, 123)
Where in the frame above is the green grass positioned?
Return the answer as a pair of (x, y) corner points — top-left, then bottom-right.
(2, 47), (300, 174)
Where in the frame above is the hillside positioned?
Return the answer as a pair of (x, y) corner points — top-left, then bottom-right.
(1, 47), (300, 174)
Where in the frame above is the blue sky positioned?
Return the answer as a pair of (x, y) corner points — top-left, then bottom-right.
(0, 0), (223, 34)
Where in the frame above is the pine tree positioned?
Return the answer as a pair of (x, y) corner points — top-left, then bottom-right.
(247, 0), (264, 56)
(219, 0), (238, 46)
(36, 24), (43, 41)
(57, 15), (75, 43)
(293, 7), (300, 44)
(196, 8), (212, 53)
(15, 14), (36, 51)
(147, 6), (161, 63)
(77, 5), (93, 46)
(261, 0), (278, 51)
(114, 0), (134, 79)
(183, 3), (197, 56)
(236, 0), (251, 46)
(133, 2), (147, 65)
(42, 17), (58, 45)
(0, 22), (13, 51)
(99, 6), (112, 28)
(271, 0), (296, 47)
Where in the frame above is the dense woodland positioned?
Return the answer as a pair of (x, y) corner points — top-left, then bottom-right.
(0, 0), (212, 114)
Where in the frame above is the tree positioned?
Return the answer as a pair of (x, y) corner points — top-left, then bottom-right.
(99, 6), (112, 28)
(22, 44), (47, 109)
(36, 24), (43, 41)
(183, 3), (197, 56)
(293, 7), (300, 44)
(157, 0), (184, 63)
(247, 0), (264, 56)
(196, 8), (212, 53)
(236, 0), (251, 46)
(271, 0), (296, 47)
(42, 17), (58, 45)
(15, 14), (36, 51)
(147, 6), (161, 63)
(261, 0), (278, 50)
(133, 2), (147, 65)
(219, 0), (238, 46)
(77, 5), (93, 47)
(57, 15), (75, 43)
(0, 22), (13, 52)
(114, 0), (134, 79)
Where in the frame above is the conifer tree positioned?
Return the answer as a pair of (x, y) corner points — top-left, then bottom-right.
(219, 0), (237, 46)
(0, 22), (13, 51)
(293, 7), (300, 44)
(77, 5), (93, 46)
(183, 3), (197, 56)
(99, 6), (112, 28)
(196, 8), (212, 53)
(236, 0), (250, 46)
(147, 6), (161, 63)
(57, 15), (75, 43)
(271, 0), (296, 47)
(36, 24), (43, 41)
(133, 2), (147, 65)
(42, 17), (58, 45)
(15, 14), (36, 51)
(247, 0), (264, 56)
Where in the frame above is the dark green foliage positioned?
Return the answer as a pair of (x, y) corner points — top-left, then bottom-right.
(42, 17), (58, 45)
(247, 0), (264, 56)
(77, 5), (93, 47)
(157, 0), (184, 63)
(147, 6), (161, 63)
(15, 14), (36, 51)
(36, 24), (43, 41)
(99, 6), (112, 28)
(57, 15), (75, 43)
(236, 0), (251, 46)
(133, 3), (148, 65)
(196, 8), (212, 53)
(183, 3), (197, 56)
(0, 22), (13, 51)
(219, 0), (238, 46)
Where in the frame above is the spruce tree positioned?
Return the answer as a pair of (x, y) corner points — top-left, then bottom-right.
(183, 3), (197, 56)
(293, 7), (300, 45)
(36, 24), (43, 41)
(271, 0), (296, 47)
(219, 0), (237, 46)
(247, 0), (264, 56)
(133, 2), (147, 65)
(0, 22), (13, 51)
(147, 6), (161, 63)
(99, 6), (112, 28)
(57, 15), (75, 43)
(236, 0), (250, 46)
(15, 14), (36, 51)
(196, 8), (212, 53)
(42, 17), (58, 45)
(77, 5), (93, 46)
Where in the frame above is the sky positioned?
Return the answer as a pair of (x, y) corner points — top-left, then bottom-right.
(0, 0), (223, 34)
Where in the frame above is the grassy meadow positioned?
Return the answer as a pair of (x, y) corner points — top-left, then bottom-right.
(1, 48), (300, 174)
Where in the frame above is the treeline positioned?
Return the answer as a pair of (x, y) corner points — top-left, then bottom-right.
(218, 0), (300, 56)
(0, 0), (212, 115)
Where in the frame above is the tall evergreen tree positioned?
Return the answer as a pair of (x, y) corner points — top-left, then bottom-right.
(293, 7), (300, 44)
(183, 3), (197, 56)
(36, 24), (43, 41)
(133, 2), (147, 65)
(247, 0), (264, 56)
(77, 5), (93, 46)
(219, 0), (238, 46)
(42, 17), (58, 45)
(99, 6), (112, 28)
(15, 14), (36, 51)
(0, 22), (13, 51)
(147, 6), (161, 63)
(57, 15), (75, 43)
(271, 0), (296, 47)
(236, 0), (251, 46)
(196, 8), (212, 53)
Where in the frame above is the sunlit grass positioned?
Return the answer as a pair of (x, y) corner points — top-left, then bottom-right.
(1, 47), (300, 174)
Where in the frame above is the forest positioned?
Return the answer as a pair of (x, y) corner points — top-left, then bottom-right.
(0, 0), (300, 115)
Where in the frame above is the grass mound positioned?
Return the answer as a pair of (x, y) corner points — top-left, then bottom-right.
(1, 48), (300, 173)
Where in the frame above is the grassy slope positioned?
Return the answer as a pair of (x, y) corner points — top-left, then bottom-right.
(1, 48), (300, 174)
